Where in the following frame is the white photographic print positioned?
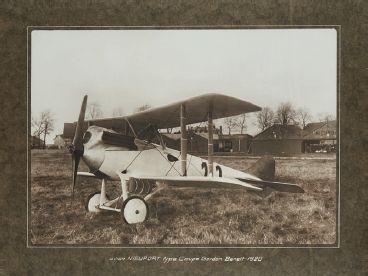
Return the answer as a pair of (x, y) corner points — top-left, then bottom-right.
(30, 28), (338, 246)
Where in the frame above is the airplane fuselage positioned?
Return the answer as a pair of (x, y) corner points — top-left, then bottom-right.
(82, 126), (260, 182)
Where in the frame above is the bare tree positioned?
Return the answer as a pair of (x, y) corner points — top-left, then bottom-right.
(112, 107), (125, 117)
(135, 104), (152, 112)
(223, 116), (239, 135)
(41, 111), (54, 147)
(86, 102), (103, 119)
(236, 114), (247, 134)
(275, 102), (296, 125)
(32, 110), (55, 148)
(296, 108), (312, 128)
(256, 107), (275, 131)
(318, 113), (335, 124)
(31, 113), (44, 148)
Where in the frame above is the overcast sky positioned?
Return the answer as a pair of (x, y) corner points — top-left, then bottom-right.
(31, 28), (337, 143)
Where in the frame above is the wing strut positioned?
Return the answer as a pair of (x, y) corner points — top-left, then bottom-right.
(208, 107), (214, 176)
(180, 104), (187, 176)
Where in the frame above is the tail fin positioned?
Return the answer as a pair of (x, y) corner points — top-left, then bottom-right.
(242, 156), (304, 197)
(247, 155), (275, 181)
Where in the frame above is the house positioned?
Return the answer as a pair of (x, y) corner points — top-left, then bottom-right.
(218, 134), (253, 153)
(31, 136), (45, 149)
(54, 123), (76, 149)
(190, 132), (219, 153)
(302, 120), (337, 153)
(161, 125), (221, 154)
(162, 125), (255, 154)
(251, 120), (337, 155)
(252, 124), (304, 154)
(162, 131), (220, 154)
(161, 133), (181, 151)
(54, 134), (71, 149)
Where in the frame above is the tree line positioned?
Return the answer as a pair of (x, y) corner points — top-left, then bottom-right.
(31, 102), (152, 146)
(32, 101), (335, 145)
(224, 102), (335, 135)
(257, 102), (335, 131)
(31, 110), (54, 148)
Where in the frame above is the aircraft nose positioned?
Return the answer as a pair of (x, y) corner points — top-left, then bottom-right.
(78, 126), (106, 171)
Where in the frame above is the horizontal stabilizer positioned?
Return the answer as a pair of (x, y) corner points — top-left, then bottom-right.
(128, 175), (263, 192)
(238, 178), (304, 193)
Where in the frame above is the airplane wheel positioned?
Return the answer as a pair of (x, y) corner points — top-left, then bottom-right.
(85, 192), (108, 213)
(121, 196), (148, 224)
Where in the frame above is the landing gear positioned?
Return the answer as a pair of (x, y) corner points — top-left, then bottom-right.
(85, 192), (103, 213)
(84, 177), (149, 224)
(121, 196), (149, 224)
(85, 178), (111, 213)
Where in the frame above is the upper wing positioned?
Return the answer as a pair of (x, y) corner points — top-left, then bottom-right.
(128, 175), (263, 191)
(84, 93), (261, 131)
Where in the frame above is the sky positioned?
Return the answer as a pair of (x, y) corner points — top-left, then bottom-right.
(31, 28), (337, 144)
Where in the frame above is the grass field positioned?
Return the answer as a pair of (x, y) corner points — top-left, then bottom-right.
(30, 150), (337, 245)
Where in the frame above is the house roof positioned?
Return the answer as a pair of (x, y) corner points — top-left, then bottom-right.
(303, 122), (325, 133)
(220, 134), (253, 139)
(194, 132), (219, 140)
(31, 136), (44, 144)
(254, 124), (304, 140)
(303, 120), (336, 132)
(254, 121), (337, 141)
(54, 134), (73, 140)
(62, 123), (76, 139)
(303, 120), (336, 140)
(162, 133), (182, 141)
(162, 132), (220, 141)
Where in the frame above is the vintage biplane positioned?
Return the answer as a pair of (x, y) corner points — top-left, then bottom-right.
(69, 94), (304, 224)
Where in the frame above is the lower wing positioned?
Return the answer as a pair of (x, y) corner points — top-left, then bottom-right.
(127, 175), (263, 192)
(83, 171), (304, 194)
(126, 175), (304, 194)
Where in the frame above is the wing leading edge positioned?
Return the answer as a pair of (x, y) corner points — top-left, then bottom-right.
(83, 93), (261, 131)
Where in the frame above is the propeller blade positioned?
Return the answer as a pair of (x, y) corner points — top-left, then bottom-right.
(70, 95), (87, 199)
(72, 95), (88, 149)
(71, 153), (81, 198)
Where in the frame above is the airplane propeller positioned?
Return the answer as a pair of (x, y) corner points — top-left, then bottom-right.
(69, 95), (88, 199)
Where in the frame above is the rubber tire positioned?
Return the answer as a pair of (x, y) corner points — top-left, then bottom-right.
(121, 196), (149, 224)
(85, 192), (109, 213)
